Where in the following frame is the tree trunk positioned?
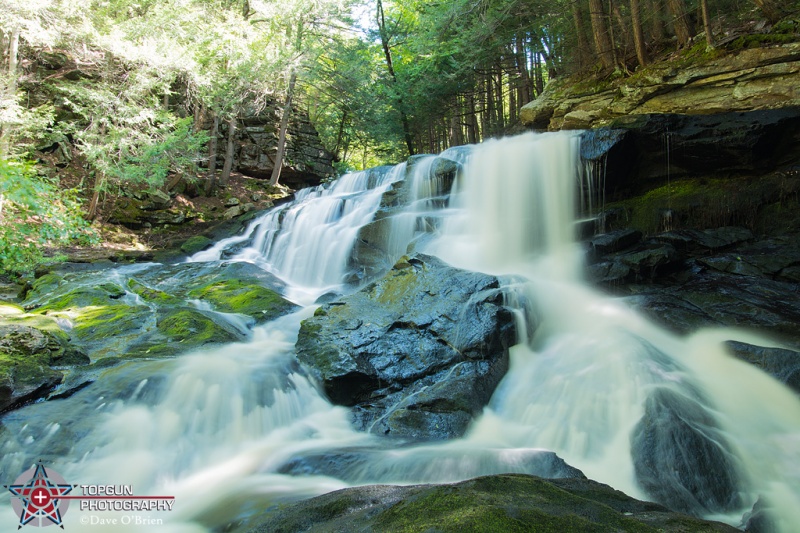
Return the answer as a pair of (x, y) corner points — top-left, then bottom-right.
(572, 2), (592, 70)
(0, 30), (20, 158)
(220, 117), (236, 186)
(648, 0), (666, 42)
(205, 114), (219, 194)
(630, 0), (649, 67)
(700, 0), (713, 47)
(334, 110), (348, 157)
(87, 122), (107, 220)
(515, 36), (532, 105)
(665, 0), (694, 47)
(611, 0), (632, 54)
(269, 70), (297, 186)
(589, 0), (615, 69)
(377, 0), (415, 156)
(466, 93), (478, 144)
(87, 173), (104, 221)
(495, 69), (505, 131)
(751, 0), (785, 24)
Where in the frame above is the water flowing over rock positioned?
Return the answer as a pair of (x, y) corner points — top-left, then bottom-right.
(631, 387), (744, 514)
(296, 254), (516, 441)
(578, 108), (800, 196)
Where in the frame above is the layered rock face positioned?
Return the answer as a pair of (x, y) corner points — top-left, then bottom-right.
(521, 42), (800, 131)
(234, 110), (336, 188)
(296, 254), (516, 441)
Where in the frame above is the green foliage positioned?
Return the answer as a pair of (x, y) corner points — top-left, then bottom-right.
(0, 160), (96, 275)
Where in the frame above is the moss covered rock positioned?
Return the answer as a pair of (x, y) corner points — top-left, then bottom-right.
(296, 254), (515, 441)
(126, 308), (243, 357)
(187, 279), (298, 323)
(245, 474), (739, 533)
(0, 324), (89, 412)
(180, 235), (214, 255)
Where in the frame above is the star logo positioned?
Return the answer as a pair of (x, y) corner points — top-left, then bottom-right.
(5, 462), (74, 529)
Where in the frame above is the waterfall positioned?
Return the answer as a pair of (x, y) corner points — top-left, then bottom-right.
(2, 131), (799, 532)
(189, 165), (406, 302)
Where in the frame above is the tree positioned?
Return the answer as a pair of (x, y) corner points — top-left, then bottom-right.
(589, 0), (615, 69)
(375, 0), (415, 156)
(751, 0), (787, 23)
(664, 0), (695, 47)
(0, 160), (96, 274)
(630, 0), (649, 67)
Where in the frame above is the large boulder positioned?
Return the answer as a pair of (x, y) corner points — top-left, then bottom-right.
(726, 341), (800, 394)
(18, 261), (297, 363)
(631, 387), (744, 514)
(0, 324), (89, 412)
(245, 474), (740, 533)
(296, 254), (516, 441)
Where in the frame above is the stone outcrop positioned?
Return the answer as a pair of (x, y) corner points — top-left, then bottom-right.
(233, 109), (336, 189)
(245, 474), (740, 533)
(521, 42), (800, 131)
(295, 254), (515, 441)
(0, 323), (89, 412)
(577, 108), (800, 199)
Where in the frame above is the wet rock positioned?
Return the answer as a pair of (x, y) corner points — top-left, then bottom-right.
(625, 272), (800, 344)
(245, 474), (739, 533)
(631, 387), (744, 514)
(726, 341), (800, 394)
(187, 279), (298, 323)
(296, 254), (516, 441)
(128, 308), (243, 357)
(586, 259), (631, 285)
(277, 448), (584, 483)
(351, 157), (461, 282)
(180, 235), (214, 255)
(619, 243), (681, 279)
(589, 229), (642, 256)
(0, 325), (89, 412)
(743, 497), (780, 533)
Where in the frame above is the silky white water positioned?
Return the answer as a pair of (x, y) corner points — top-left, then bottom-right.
(2, 131), (799, 532)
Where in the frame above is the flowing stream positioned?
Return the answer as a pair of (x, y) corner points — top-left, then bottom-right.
(1, 132), (799, 532)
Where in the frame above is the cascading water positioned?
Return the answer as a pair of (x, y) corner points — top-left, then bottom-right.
(2, 131), (799, 532)
(190, 165), (406, 303)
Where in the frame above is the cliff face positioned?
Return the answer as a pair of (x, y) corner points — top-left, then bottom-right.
(22, 49), (335, 189)
(520, 42), (800, 131)
(233, 110), (336, 189)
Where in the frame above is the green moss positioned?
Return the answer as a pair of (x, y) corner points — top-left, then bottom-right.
(33, 283), (126, 313)
(187, 280), (297, 322)
(179, 235), (213, 255)
(126, 279), (180, 305)
(728, 33), (797, 51)
(606, 177), (771, 235)
(71, 305), (150, 342)
(374, 475), (654, 533)
(154, 309), (237, 346)
(23, 273), (64, 304)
